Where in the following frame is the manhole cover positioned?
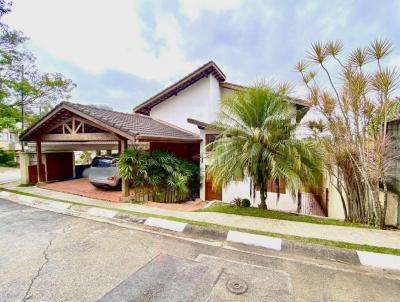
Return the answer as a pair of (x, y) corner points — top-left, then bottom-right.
(226, 278), (248, 295)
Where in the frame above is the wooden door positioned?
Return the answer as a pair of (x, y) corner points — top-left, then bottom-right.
(28, 164), (45, 184)
(46, 152), (74, 182)
(205, 168), (222, 201)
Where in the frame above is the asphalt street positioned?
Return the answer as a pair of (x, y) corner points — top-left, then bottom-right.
(1, 198), (399, 302)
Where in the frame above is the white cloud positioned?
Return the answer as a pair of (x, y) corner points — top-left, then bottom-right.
(390, 55), (400, 69)
(106, 89), (128, 98)
(3, 0), (204, 82)
(179, 0), (243, 21)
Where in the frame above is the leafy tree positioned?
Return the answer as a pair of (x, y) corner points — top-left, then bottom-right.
(0, 1), (76, 143)
(296, 39), (399, 228)
(0, 100), (19, 129)
(206, 83), (323, 209)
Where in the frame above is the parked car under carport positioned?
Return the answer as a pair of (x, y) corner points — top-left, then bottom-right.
(89, 155), (122, 190)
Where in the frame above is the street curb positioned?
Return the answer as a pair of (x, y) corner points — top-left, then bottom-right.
(227, 230), (282, 251)
(357, 251), (400, 270)
(145, 217), (187, 232)
(87, 208), (118, 218)
(183, 224), (228, 240)
(281, 239), (360, 265)
(1, 190), (400, 271)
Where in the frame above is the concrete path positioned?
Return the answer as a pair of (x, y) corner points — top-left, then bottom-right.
(1, 199), (399, 302)
(4, 184), (400, 250)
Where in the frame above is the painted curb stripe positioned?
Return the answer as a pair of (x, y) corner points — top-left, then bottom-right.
(87, 208), (117, 218)
(144, 217), (187, 232)
(357, 251), (400, 271)
(0, 191), (11, 197)
(17, 195), (36, 203)
(48, 201), (72, 210)
(227, 231), (282, 251)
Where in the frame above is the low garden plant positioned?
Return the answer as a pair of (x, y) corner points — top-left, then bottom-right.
(241, 198), (251, 207)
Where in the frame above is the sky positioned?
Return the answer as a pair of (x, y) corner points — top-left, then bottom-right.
(3, 0), (400, 113)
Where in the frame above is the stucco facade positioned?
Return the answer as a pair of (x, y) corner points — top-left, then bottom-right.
(141, 69), (307, 213)
(134, 61), (400, 222)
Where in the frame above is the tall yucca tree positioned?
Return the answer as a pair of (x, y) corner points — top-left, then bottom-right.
(296, 39), (399, 228)
(207, 83), (323, 209)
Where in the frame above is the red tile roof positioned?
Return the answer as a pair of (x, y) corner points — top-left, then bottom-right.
(20, 101), (200, 142)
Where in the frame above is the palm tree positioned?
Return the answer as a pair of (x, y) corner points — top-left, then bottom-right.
(207, 83), (323, 209)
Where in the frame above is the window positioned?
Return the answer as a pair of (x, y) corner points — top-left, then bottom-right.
(91, 156), (116, 168)
(267, 177), (286, 194)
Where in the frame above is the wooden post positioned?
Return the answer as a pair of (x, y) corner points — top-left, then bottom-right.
(118, 140), (122, 154)
(120, 138), (130, 199)
(36, 141), (43, 183)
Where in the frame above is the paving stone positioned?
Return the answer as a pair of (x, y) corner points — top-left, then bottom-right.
(198, 255), (294, 302)
(98, 254), (222, 302)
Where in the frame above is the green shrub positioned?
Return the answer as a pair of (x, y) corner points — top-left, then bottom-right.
(0, 149), (17, 167)
(117, 148), (201, 203)
(241, 198), (251, 207)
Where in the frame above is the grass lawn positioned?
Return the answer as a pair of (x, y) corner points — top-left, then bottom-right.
(196, 202), (374, 229)
(2, 187), (400, 256)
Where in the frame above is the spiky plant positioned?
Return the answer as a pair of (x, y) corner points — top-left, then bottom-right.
(207, 83), (323, 209)
(296, 39), (400, 228)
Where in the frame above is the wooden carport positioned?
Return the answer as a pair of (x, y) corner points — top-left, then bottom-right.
(19, 101), (201, 199)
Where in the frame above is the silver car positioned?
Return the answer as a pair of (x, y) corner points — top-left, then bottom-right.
(89, 156), (121, 189)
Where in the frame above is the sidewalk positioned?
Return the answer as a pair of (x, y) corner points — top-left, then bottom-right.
(3, 184), (400, 250)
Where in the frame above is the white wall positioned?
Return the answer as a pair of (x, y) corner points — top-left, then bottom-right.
(208, 76), (221, 122)
(222, 177), (298, 212)
(326, 175), (399, 226)
(148, 76), (316, 215)
(150, 76), (221, 134)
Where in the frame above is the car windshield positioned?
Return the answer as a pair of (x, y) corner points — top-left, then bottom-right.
(91, 157), (115, 168)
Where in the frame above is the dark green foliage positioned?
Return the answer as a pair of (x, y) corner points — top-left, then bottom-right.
(0, 149), (17, 167)
(146, 150), (200, 202)
(117, 147), (148, 187)
(117, 147), (200, 203)
(241, 198), (251, 207)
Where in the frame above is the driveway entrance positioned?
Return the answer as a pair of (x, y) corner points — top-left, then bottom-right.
(40, 178), (122, 202)
(39, 178), (206, 211)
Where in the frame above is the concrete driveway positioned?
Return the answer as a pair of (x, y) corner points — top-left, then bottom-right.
(40, 178), (205, 211)
(0, 199), (399, 302)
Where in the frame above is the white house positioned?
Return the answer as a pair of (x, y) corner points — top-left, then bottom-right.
(132, 61), (325, 215)
(18, 60), (399, 225)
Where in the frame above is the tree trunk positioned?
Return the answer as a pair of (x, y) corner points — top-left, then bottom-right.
(122, 178), (129, 198)
(297, 192), (302, 214)
(259, 182), (267, 209)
